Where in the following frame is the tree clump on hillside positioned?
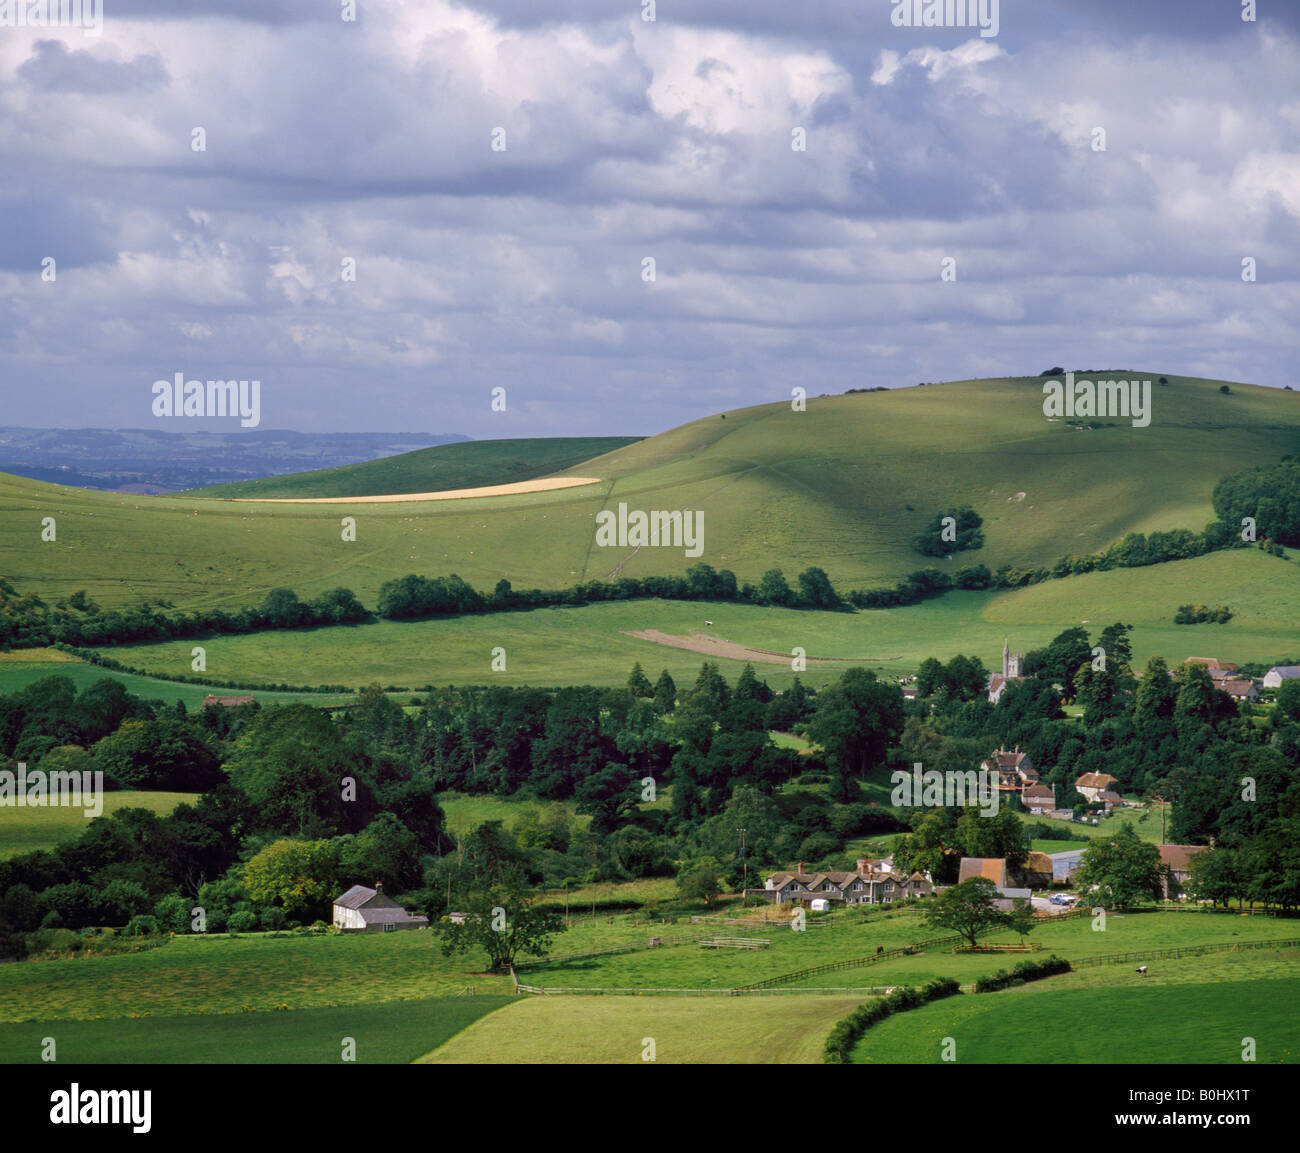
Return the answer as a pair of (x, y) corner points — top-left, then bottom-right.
(1173, 604), (1233, 625)
(912, 507), (984, 557)
(1211, 458), (1300, 549)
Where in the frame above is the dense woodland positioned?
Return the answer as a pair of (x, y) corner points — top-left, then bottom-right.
(2, 614), (1299, 957)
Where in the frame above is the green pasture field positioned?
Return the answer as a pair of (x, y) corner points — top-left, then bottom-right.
(537, 878), (679, 910)
(852, 963), (1300, 1064)
(0, 791), (199, 860)
(417, 993), (863, 1064)
(770, 731), (811, 750)
(1031, 839), (1089, 854)
(1030, 805), (1166, 844)
(0, 996), (512, 1064)
(0, 650), (355, 708)
(186, 437), (641, 500)
(436, 791), (589, 840)
(0, 915), (723, 1024)
(4, 374), (1296, 615)
(522, 907), (1300, 992)
(89, 548), (1300, 690)
(2, 900), (1294, 1063)
(791, 908), (1299, 988)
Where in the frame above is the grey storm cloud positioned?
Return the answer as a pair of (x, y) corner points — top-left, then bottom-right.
(0, 0), (1295, 437)
(17, 38), (168, 91)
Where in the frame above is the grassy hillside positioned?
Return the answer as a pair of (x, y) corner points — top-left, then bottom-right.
(0, 790), (199, 860)
(0, 650), (358, 708)
(0, 997), (511, 1064)
(184, 437), (641, 499)
(96, 549), (1300, 689)
(1, 902), (1291, 1063)
(853, 965), (1300, 1064)
(2, 374), (1295, 614)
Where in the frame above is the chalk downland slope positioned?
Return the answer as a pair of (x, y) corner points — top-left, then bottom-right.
(0, 374), (1295, 613)
(185, 437), (640, 500)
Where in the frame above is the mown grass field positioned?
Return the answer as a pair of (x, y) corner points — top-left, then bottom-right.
(186, 437), (641, 500)
(416, 994), (863, 1064)
(92, 548), (1300, 690)
(0, 996), (512, 1064)
(4, 374), (1296, 616)
(0, 790), (199, 860)
(852, 963), (1300, 1064)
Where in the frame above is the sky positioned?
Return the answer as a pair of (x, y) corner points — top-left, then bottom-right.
(1, 0), (1297, 438)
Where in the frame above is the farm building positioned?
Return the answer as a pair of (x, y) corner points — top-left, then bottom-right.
(1018, 852), (1055, 888)
(1184, 657), (1237, 674)
(1263, 666), (1300, 689)
(332, 884), (429, 932)
(957, 857), (1033, 898)
(1217, 679), (1259, 702)
(200, 694), (255, 709)
(1157, 844), (1209, 900)
(1074, 772), (1119, 802)
(1047, 848), (1087, 882)
(1021, 784), (1056, 814)
(1096, 789), (1125, 812)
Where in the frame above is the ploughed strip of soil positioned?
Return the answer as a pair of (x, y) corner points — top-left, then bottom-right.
(220, 476), (603, 504)
(622, 629), (897, 665)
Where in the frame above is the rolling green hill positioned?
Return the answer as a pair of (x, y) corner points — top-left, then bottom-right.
(88, 548), (1300, 689)
(0, 373), (1295, 618)
(183, 436), (641, 499)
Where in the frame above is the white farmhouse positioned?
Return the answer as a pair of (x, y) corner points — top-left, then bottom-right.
(1263, 666), (1300, 689)
(332, 884), (429, 932)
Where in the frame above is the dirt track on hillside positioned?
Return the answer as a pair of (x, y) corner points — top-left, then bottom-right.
(221, 476), (603, 504)
(622, 629), (897, 665)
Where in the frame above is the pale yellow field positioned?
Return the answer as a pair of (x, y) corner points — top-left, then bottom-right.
(417, 994), (862, 1064)
(221, 476), (603, 504)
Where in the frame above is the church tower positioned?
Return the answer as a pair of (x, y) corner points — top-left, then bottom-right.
(1003, 638), (1023, 678)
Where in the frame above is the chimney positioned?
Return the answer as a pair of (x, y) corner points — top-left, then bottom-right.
(374, 882), (383, 892)
(798, 861), (805, 874)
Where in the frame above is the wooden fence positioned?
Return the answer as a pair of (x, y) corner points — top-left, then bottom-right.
(512, 933), (1300, 997)
(690, 914), (831, 930)
(1069, 936), (1300, 969)
(952, 942), (1042, 953)
(511, 982), (979, 997)
(698, 937), (770, 950)
(512, 930), (740, 971)
(1135, 904), (1292, 918)
(732, 934), (965, 992)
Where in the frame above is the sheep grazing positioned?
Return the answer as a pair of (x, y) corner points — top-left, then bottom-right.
(1136, 965), (1148, 976)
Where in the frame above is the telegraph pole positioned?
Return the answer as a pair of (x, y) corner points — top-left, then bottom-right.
(739, 827), (748, 904)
